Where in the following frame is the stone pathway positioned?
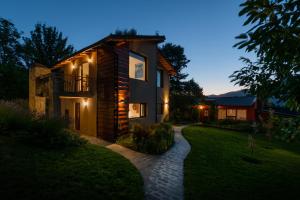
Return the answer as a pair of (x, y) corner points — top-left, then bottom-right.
(83, 125), (191, 200)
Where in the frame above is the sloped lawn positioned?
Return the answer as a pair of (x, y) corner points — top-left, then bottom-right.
(0, 135), (143, 200)
(183, 126), (300, 200)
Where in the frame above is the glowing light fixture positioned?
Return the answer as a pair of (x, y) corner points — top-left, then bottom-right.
(83, 98), (89, 107)
(87, 57), (92, 63)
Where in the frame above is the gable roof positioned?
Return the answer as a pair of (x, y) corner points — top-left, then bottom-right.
(206, 96), (257, 107)
(52, 34), (166, 67)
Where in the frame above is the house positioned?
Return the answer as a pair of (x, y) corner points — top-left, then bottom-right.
(29, 34), (175, 142)
(199, 96), (257, 122)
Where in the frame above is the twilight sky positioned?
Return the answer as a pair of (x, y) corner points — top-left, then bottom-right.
(1, 0), (251, 95)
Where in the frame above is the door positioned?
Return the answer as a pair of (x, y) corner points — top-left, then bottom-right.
(75, 103), (80, 130)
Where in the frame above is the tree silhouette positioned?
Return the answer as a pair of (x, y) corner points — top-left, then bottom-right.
(231, 0), (300, 111)
(0, 18), (22, 65)
(113, 28), (137, 36)
(22, 23), (74, 67)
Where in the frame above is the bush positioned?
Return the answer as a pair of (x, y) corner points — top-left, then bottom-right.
(117, 123), (174, 154)
(272, 116), (300, 142)
(0, 100), (85, 148)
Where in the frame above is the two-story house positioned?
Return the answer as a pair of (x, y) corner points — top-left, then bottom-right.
(29, 34), (175, 142)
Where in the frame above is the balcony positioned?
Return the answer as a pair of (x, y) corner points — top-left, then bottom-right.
(60, 75), (95, 97)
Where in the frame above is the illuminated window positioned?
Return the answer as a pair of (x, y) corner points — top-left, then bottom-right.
(129, 52), (146, 81)
(157, 69), (163, 88)
(237, 109), (247, 120)
(218, 109), (226, 119)
(226, 109), (236, 117)
(129, 103), (146, 118)
(204, 110), (209, 117)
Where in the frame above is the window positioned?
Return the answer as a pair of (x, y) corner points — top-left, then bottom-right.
(218, 109), (226, 120)
(74, 62), (89, 92)
(237, 109), (247, 120)
(226, 109), (236, 117)
(157, 103), (164, 115)
(157, 69), (163, 88)
(129, 52), (146, 81)
(204, 110), (209, 117)
(129, 103), (146, 118)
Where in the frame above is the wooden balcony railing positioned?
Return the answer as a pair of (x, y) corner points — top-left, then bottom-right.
(60, 75), (95, 96)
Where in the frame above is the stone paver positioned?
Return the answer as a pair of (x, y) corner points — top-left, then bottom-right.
(83, 125), (191, 200)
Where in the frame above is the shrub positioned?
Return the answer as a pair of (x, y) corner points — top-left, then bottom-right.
(0, 100), (32, 133)
(117, 123), (174, 154)
(0, 100), (85, 148)
(273, 116), (300, 142)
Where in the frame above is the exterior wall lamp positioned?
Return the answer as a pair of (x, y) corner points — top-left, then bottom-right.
(83, 98), (89, 107)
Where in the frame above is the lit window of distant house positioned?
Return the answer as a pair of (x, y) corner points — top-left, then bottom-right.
(129, 103), (146, 118)
(157, 69), (163, 88)
(129, 52), (146, 81)
(237, 109), (247, 120)
(218, 109), (226, 120)
(227, 109), (236, 117)
(204, 110), (209, 117)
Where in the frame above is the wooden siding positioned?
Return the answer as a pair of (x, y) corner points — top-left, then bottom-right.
(96, 44), (129, 141)
(114, 44), (129, 136)
(97, 47), (117, 141)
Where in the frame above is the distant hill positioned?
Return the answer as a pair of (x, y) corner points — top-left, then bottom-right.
(207, 90), (285, 107)
(207, 90), (248, 98)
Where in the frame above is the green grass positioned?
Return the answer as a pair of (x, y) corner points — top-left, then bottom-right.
(0, 135), (143, 200)
(183, 126), (300, 200)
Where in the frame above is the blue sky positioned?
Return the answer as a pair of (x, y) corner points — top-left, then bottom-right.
(1, 0), (251, 95)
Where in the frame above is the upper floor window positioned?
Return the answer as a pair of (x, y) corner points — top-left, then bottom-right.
(129, 52), (146, 81)
(157, 69), (163, 88)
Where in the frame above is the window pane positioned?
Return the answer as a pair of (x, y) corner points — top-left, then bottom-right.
(129, 103), (146, 118)
(129, 52), (145, 81)
(227, 109), (236, 117)
(157, 70), (163, 87)
(129, 103), (140, 118)
(237, 109), (247, 120)
(218, 109), (226, 119)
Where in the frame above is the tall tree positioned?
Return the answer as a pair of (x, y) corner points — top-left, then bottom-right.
(160, 43), (203, 122)
(160, 43), (189, 94)
(0, 18), (22, 65)
(22, 23), (74, 67)
(0, 18), (27, 100)
(231, 0), (300, 111)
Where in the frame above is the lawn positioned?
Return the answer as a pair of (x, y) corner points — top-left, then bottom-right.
(183, 126), (300, 200)
(0, 135), (143, 200)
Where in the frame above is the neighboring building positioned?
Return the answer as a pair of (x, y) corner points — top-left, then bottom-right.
(29, 34), (175, 141)
(199, 96), (257, 122)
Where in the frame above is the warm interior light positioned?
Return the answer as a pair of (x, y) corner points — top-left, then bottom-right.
(87, 57), (92, 63)
(83, 99), (88, 107)
(72, 64), (76, 69)
(199, 105), (204, 110)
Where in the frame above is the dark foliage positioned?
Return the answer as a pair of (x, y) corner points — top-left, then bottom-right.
(160, 43), (203, 122)
(22, 23), (74, 67)
(231, 0), (300, 111)
(0, 18), (22, 65)
(117, 123), (174, 154)
(0, 101), (85, 149)
(0, 18), (28, 100)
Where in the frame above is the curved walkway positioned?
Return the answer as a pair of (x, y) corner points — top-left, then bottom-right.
(83, 125), (191, 200)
